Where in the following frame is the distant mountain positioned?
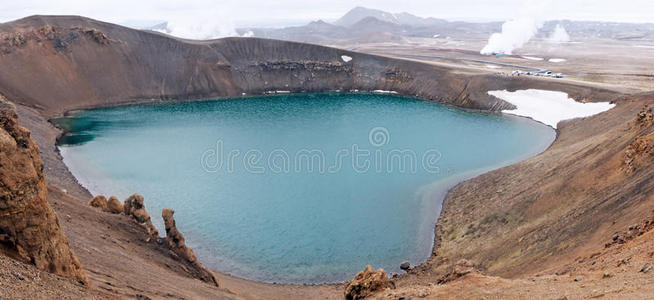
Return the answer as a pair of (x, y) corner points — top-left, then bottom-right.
(237, 11), (499, 45)
(235, 6), (654, 47)
(349, 17), (405, 33)
(238, 20), (349, 44)
(334, 6), (446, 28)
(302, 20), (342, 34)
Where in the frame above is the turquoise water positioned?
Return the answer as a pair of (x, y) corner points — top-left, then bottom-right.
(55, 93), (555, 283)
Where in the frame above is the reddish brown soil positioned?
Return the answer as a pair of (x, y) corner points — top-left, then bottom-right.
(376, 212), (654, 299)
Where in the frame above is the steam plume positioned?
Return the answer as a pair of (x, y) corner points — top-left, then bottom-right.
(548, 24), (570, 43)
(480, 18), (543, 55)
(480, 0), (553, 55)
(152, 9), (237, 40)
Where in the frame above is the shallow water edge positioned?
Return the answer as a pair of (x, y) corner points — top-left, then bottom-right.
(54, 93), (556, 284)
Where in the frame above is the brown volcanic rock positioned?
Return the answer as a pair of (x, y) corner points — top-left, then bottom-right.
(437, 259), (478, 284)
(0, 24), (110, 55)
(123, 194), (158, 237)
(87, 195), (107, 210)
(82, 28), (110, 45)
(637, 105), (653, 126)
(104, 196), (123, 214)
(162, 208), (219, 286)
(344, 265), (394, 300)
(605, 210), (654, 248)
(161, 208), (196, 262)
(623, 106), (654, 174)
(0, 96), (88, 284)
(623, 134), (654, 174)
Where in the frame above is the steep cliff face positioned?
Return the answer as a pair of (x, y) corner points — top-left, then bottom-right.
(0, 95), (88, 284)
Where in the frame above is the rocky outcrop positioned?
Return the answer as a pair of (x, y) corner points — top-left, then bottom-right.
(162, 208), (219, 286)
(623, 106), (654, 174)
(123, 194), (158, 237)
(104, 196), (123, 214)
(0, 24), (110, 55)
(0, 25), (55, 54)
(624, 135), (654, 174)
(637, 105), (653, 127)
(437, 259), (478, 284)
(0, 96), (88, 284)
(87, 195), (107, 210)
(81, 28), (109, 45)
(344, 265), (394, 300)
(605, 210), (654, 248)
(85, 194), (218, 286)
(88, 195), (124, 214)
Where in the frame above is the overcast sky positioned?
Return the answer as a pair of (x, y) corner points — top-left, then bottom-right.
(2, 0), (653, 27)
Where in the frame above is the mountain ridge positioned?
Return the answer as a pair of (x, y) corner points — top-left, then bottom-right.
(334, 6), (447, 27)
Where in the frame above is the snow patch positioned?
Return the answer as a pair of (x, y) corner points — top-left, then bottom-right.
(549, 58), (567, 63)
(341, 55), (353, 62)
(372, 90), (398, 94)
(521, 56), (544, 61)
(488, 89), (615, 129)
(486, 65), (501, 69)
(444, 40), (464, 46)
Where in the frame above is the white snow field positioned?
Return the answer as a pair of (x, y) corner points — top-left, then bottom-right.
(372, 90), (398, 94)
(521, 56), (544, 61)
(488, 89), (615, 129)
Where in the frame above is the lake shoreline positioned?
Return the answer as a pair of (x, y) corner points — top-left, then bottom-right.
(50, 92), (556, 285)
